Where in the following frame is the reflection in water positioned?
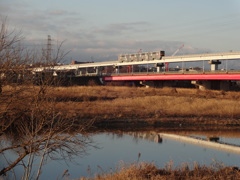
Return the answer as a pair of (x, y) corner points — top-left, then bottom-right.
(126, 131), (240, 154)
(160, 133), (240, 154)
(207, 137), (220, 142)
(127, 132), (162, 144)
(126, 132), (240, 153)
(2, 130), (240, 179)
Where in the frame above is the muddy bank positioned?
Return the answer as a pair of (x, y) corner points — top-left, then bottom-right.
(90, 116), (240, 131)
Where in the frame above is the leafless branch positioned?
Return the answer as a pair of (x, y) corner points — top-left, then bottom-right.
(0, 18), (93, 178)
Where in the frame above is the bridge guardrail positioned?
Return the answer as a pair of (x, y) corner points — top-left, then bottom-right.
(163, 52), (240, 60)
(73, 70), (240, 77)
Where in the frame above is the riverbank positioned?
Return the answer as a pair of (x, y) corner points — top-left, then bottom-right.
(43, 85), (240, 127)
(2, 85), (240, 128)
(80, 162), (240, 180)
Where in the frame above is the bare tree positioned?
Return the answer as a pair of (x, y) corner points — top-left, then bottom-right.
(0, 18), (94, 179)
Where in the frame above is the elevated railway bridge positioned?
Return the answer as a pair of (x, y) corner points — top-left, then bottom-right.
(33, 51), (240, 90)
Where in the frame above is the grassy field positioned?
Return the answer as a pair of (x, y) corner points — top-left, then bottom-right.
(2, 85), (240, 126)
(51, 86), (240, 126)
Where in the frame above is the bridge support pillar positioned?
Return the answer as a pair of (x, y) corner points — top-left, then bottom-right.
(77, 68), (85, 76)
(95, 67), (99, 74)
(155, 63), (165, 72)
(78, 70), (82, 75)
(192, 80), (231, 91)
(115, 68), (119, 74)
(95, 67), (104, 75)
(113, 66), (122, 74)
(208, 60), (221, 71)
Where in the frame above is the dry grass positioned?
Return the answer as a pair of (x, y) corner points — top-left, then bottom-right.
(2, 85), (240, 125)
(52, 86), (240, 122)
(80, 162), (240, 180)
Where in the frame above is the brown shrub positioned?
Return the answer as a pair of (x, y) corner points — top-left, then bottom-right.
(80, 162), (240, 180)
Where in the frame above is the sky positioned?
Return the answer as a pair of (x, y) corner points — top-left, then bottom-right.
(1, 0), (240, 63)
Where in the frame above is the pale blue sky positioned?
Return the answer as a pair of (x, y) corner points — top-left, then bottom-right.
(1, 0), (240, 62)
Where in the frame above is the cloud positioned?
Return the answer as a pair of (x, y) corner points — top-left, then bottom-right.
(48, 10), (68, 16)
(93, 22), (150, 36)
(62, 38), (211, 62)
(0, 2), (83, 38)
(0, 1), (211, 63)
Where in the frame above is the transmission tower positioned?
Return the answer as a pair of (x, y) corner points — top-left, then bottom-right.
(46, 35), (52, 62)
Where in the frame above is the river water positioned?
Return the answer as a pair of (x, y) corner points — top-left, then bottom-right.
(2, 130), (240, 179)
